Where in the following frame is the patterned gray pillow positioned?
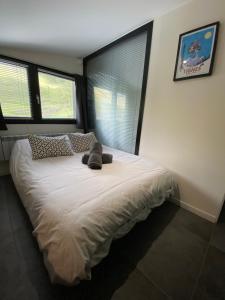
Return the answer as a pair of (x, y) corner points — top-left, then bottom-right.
(28, 135), (74, 160)
(68, 132), (97, 153)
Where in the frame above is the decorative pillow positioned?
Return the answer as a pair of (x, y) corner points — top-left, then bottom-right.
(28, 135), (74, 160)
(68, 132), (97, 153)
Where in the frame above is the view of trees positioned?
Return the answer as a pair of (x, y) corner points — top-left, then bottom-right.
(0, 62), (76, 119)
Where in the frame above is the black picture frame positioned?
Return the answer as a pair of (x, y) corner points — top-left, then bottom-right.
(173, 22), (220, 81)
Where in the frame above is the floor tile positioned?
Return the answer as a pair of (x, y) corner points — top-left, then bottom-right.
(85, 246), (139, 300)
(0, 231), (39, 300)
(168, 201), (213, 242)
(111, 269), (168, 300)
(193, 246), (225, 300)
(217, 200), (225, 223)
(1, 175), (220, 300)
(136, 223), (207, 300)
(210, 223), (225, 253)
(110, 201), (181, 264)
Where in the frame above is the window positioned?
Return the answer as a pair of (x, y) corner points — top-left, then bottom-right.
(38, 71), (76, 119)
(93, 87), (112, 120)
(0, 55), (77, 124)
(0, 59), (31, 118)
(85, 22), (152, 154)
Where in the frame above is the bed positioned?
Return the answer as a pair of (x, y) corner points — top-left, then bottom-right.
(10, 138), (176, 286)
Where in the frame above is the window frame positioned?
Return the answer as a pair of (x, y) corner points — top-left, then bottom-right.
(0, 54), (78, 124)
(83, 21), (153, 155)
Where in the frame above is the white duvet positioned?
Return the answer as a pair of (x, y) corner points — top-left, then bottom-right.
(10, 139), (175, 285)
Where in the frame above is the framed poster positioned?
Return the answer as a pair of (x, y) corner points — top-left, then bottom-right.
(173, 22), (219, 81)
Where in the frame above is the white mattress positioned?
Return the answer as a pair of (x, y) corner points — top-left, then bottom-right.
(10, 139), (175, 285)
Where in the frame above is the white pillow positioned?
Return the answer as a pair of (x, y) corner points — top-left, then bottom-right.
(28, 135), (74, 160)
(68, 132), (97, 153)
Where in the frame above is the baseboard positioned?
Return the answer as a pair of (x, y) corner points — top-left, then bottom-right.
(169, 197), (217, 223)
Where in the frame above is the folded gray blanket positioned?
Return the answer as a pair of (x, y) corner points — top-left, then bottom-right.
(82, 153), (113, 165)
(88, 142), (103, 169)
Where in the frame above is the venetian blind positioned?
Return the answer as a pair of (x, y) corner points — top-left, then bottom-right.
(0, 60), (31, 118)
(85, 32), (147, 154)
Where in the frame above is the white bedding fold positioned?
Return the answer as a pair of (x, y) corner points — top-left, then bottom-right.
(10, 139), (175, 285)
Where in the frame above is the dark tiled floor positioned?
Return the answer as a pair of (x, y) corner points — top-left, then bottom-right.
(193, 246), (225, 300)
(0, 175), (225, 300)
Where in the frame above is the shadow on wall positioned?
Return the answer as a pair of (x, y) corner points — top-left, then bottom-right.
(171, 172), (218, 222)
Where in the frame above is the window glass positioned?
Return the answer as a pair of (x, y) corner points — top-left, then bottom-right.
(86, 32), (147, 154)
(0, 60), (31, 118)
(38, 72), (76, 119)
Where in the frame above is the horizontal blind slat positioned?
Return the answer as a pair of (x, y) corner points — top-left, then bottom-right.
(0, 60), (31, 118)
(86, 32), (147, 154)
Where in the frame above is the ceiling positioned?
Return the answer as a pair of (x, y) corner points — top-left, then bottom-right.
(0, 0), (191, 58)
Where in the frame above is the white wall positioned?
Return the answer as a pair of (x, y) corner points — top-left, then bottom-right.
(0, 124), (77, 136)
(140, 0), (225, 222)
(0, 47), (83, 74)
